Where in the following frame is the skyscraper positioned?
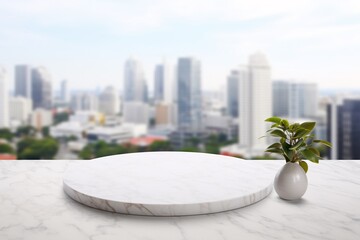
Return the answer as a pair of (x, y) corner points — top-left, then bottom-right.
(272, 80), (318, 118)
(272, 80), (290, 117)
(154, 61), (175, 104)
(177, 57), (202, 133)
(15, 65), (32, 99)
(0, 67), (9, 128)
(60, 79), (70, 103)
(154, 65), (164, 102)
(124, 58), (147, 102)
(154, 61), (176, 127)
(31, 67), (52, 110)
(227, 70), (239, 118)
(327, 97), (360, 159)
(238, 52), (272, 155)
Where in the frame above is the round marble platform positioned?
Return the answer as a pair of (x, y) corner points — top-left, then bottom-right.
(63, 152), (274, 216)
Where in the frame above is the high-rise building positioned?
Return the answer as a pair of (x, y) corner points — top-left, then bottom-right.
(0, 67), (9, 128)
(124, 58), (147, 102)
(272, 80), (290, 117)
(60, 79), (70, 103)
(289, 82), (318, 118)
(238, 52), (272, 155)
(327, 97), (360, 159)
(227, 70), (239, 118)
(177, 57), (202, 133)
(154, 65), (164, 102)
(9, 97), (32, 125)
(99, 86), (120, 116)
(273, 80), (318, 118)
(154, 61), (175, 104)
(15, 65), (32, 99)
(31, 67), (52, 109)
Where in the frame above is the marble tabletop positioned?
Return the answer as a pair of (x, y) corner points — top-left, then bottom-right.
(63, 152), (274, 216)
(0, 159), (359, 240)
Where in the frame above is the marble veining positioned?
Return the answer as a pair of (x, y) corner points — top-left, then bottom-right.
(0, 160), (359, 240)
(63, 152), (274, 216)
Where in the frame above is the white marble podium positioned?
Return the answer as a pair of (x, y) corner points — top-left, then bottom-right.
(63, 152), (274, 216)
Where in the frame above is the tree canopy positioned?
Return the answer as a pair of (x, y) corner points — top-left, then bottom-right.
(17, 137), (59, 160)
(0, 128), (13, 141)
(0, 143), (15, 154)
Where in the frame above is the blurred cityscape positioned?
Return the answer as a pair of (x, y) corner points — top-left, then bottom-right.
(0, 53), (360, 160)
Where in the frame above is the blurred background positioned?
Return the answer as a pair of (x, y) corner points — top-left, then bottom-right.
(0, 0), (359, 160)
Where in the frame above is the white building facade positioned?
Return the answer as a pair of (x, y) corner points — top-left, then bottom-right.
(9, 97), (32, 125)
(0, 67), (9, 128)
(71, 92), (99, 112)
(238, 52), (272, 155)
(99, 86), (120, 116)
(124, 58), (147, 102)
(123, 101), (149, 125)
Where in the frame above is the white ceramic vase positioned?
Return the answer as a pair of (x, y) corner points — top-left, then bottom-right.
(274, 162), (308, 200)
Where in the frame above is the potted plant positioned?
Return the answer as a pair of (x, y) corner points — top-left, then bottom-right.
(264, 116), (332, 200)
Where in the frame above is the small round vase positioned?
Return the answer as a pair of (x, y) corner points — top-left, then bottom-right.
(274, 162), (308, 200)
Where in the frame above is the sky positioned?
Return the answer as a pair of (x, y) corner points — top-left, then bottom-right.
(0, 0), (360, 92)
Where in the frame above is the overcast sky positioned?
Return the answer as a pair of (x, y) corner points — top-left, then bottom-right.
(1, 0), (360, 92)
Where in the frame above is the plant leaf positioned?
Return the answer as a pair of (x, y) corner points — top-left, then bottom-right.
(281, 138), (293, 160)
(281, 119), (289, 128)
(266, 142), (282, 150)
(290, 139), (304, 150)
(283, 154), (290, 162)
(265, 117), (282, 124)
(301, 148), (319, 163)
(289, 123), (300, 131)
(270, 129), (287, 139)
(265, 148), (283, 154)
(299, 161), (308, 173)
(294, 129), (310, 139)
(313, 140), (332, 148)
(300, 122), (316, 131)
(308, 147), (320, 157)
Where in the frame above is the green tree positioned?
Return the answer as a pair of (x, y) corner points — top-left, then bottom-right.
(180, 146), (199, 152)
(204, 134), (220, 154)
(149, 140), (172, 151)
(0, 143), (15, 154)
(42, 126), (50, 137)
(205, 144), (220, 154)
(16, 126), (36, 137)
(39, 138), (59, 159)
(78, 141), (129, 159)
(0, 128), (13, 141)
(17, 137), (59, 159)
(17, 138), (35, 154)
(78, 145), (94, 159)
(218, 133), (228, 144)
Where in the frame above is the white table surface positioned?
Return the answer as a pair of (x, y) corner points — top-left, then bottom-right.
(63, 152), (274, 216)
(1, 159), (359, 240)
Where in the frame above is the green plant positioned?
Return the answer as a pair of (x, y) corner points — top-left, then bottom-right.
(264, 116), (332, 173)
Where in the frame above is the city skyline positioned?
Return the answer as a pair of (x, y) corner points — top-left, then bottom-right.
(0, 1), (359, 91)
